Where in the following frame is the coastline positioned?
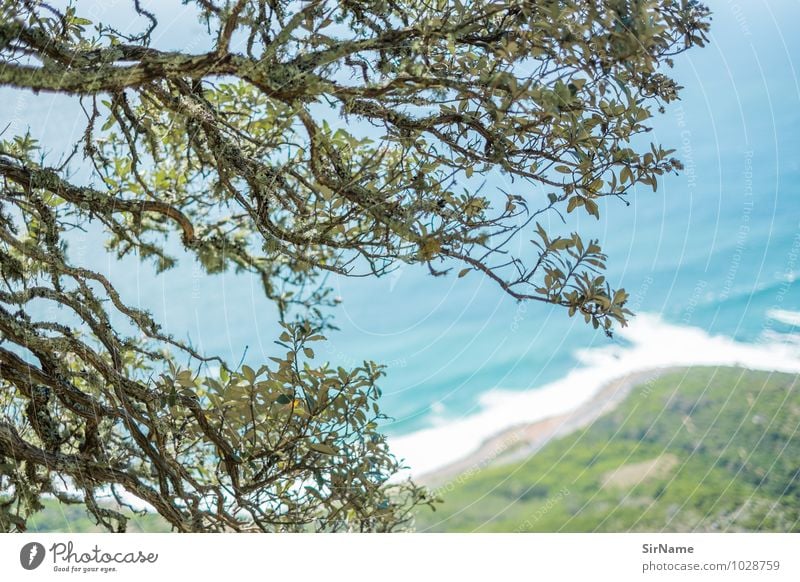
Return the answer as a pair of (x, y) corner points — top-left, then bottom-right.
(414, 366), (800, 532)
(419, 368), (672, 486)
(392, 314), (800, 480)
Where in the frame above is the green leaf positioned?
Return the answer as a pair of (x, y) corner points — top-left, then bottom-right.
(584, 199), (599, 219)
(241, 365), (256, 384)
(176, 370), (194, 388)
(308, 443), (337, 455)
(275, 394), (293, 405)
(551, 238), (572, 250)
(566, 197), (580, 213)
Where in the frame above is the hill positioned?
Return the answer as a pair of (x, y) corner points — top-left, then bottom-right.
(24, 500), (170, 533)
(415, 367), (800, 532)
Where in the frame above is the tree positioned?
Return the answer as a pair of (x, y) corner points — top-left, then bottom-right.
(0, 0), (709, 532)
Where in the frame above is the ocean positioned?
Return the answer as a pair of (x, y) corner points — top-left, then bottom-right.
(2, 0), (799, 477)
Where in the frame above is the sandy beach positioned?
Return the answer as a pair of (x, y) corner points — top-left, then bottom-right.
(419, 368), (672, 486)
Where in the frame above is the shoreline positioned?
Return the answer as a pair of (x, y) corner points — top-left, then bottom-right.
(418, 367), (674, 486)
(393, 314), (800, 481)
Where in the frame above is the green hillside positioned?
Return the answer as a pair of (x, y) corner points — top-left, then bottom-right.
(415, 367), (800, 532)
(25, 500), (170, 533)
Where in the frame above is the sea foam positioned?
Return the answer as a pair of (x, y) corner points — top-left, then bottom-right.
(767, 309), (800, 327)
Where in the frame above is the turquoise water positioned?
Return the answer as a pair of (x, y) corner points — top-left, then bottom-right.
(3, 1), (799, 449)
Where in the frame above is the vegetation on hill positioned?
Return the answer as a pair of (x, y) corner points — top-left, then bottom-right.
(416, 367), (800, 532)
(25, 500), (169, 533)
